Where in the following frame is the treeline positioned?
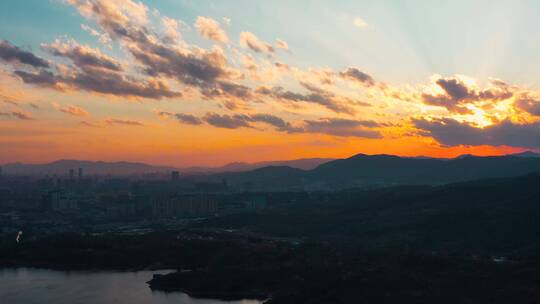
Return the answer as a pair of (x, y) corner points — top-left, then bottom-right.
(200, 174), (540, 255)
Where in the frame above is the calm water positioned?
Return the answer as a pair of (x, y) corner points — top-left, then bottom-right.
(0, 268), (263, 304)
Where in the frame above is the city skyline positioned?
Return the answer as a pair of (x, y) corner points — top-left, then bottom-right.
(2, 0), (540, 166)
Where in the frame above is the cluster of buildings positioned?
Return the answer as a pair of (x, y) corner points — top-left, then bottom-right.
(0, 167), (273, 225)
(32, 169), (250, 219)
(151, 195), (217, 217)
(40, 189), (219, 219)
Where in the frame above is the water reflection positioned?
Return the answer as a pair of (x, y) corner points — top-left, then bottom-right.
(0, 268), (262, 304)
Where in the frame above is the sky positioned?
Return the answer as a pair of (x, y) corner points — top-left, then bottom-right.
(2, 0), (540, 166)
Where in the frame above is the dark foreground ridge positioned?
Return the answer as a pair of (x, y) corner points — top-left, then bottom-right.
(3, 231), (540, 304)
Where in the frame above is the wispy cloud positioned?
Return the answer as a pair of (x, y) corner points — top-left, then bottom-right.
(240, 31), (274, 53)
(353, 17), (368, 29)
(195, 16), (228, 43)
(80, 121), (100, 127)
(58, 104), (89, 117)
(105, 118), (144, 126)
(11, 110), (33, 120)
(275, 39), (289, 51)
(156, 111), (380, 138)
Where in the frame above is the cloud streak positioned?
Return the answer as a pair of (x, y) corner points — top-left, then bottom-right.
(0, 40), (49, 68)
(256, 86), (356, 114)
(195, 16), (228, 43)
(105, 118), (144, 126)
(422, 76), (513, 114)
(13, 64), (180, 99)
(240, 32), (274, 53)
(59, 104), (89, 117)
(413, 117), (540, 148)
(515, 96), (540, 116)
(304, 118), (382, 138)
(11, 110), (33, 120)
(42, 39), (122, 72)
(157, 111), (380, 138)
(340, 67), (375, 87)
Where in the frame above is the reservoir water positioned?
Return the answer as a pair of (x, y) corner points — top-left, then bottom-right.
(0, 268), (262, 304)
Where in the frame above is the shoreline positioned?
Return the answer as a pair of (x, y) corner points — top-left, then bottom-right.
(0, 265), (267, 302)
(148, 273), (269, 301)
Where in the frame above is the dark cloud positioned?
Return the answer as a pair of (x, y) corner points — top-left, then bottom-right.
(42, 41), (122, 72)
(202, 112), (252, 129)
(422, 76), (513, 114)
(79, 4), (234, 95)
(421, 94), (474, 114)
(435, 78), (469, 100)
(0, 40), (49, 68)
(257, 86), (355, 115)
(220, 100), (239, 111)
(14, 70), (58, 87)
(478, 88), (512, 100)
(255, 86), (273, 95)
(15, 67), (180, 99)
(6, 34), (232, 101)
(248, 113), (302, 133)
(1, 38), (180, 99)
(303, 118), (382, 138)
(515, 97), (540, 116)
(339, 67), (375, 86)
(174, 113), (203, 125)
(66, 0), (151, 44)
(66, 1), (257, 103)
(300, 82), (326, 94)
(160, 110), (299, 132)
(6, 2), (224, 100)
(125, 34), (255, 103)
(413, 117), (540, 148)
(129, 44), (225, 86)
(66, 69), (180, 99)
(203, 112), (301, 132)
(156, 111), (202, 124)
(200, 81), (252, 100)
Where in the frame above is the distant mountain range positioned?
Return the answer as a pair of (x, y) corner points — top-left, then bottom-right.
(510, 151), (540, 158)
(180, 158), (334, 174)
(0, 159), (178, 176)
(3, 152), (540, 185)
(0, 158), (334, 176)
(207, 151), (540, 190)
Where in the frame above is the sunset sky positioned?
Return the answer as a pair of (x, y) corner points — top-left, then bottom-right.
(2, 0), (540, 166)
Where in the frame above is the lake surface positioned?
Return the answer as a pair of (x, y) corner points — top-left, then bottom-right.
(0, 268), (263, 304)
